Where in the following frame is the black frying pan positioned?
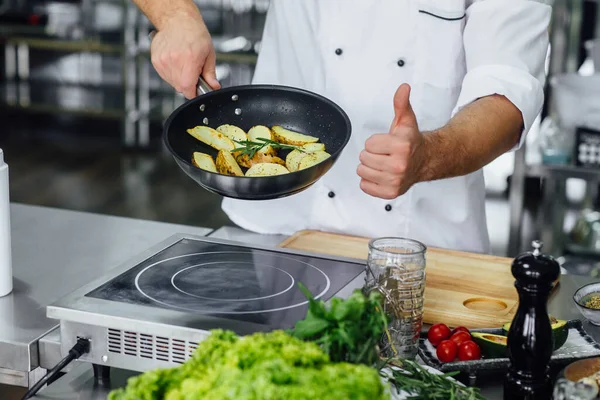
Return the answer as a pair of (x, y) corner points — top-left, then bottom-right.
(163, 76), (352, 200)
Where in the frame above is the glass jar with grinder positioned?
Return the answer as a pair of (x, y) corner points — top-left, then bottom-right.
(364, 237), (426, 359)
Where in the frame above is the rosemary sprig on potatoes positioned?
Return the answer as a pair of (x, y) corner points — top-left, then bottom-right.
(186, 124), (330, 176)
(232, 137), (304, 160)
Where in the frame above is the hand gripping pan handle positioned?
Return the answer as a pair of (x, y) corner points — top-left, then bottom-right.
(148, 30), (213, 96)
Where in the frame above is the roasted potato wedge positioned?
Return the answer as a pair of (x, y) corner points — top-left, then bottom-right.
(187, 126), (235, 151)
(216, 150), (244, 176)
(272, 126), (319, 146)
(245, 163), (290, 177)
(248, 125), (275, 155)
(236, 152), (285, 168)
(302, 143), (326, 152)
(216, 124), (247, 143)
(192, 152), (217, 172)
(286, 149), (309, 172)
(298, 151), (331, 170)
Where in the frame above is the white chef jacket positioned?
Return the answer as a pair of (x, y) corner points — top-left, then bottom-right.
(222, 0), (552, 254)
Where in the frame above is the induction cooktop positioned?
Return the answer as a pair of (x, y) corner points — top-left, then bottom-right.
(47, 234), (366, 372)
(85, 237), (362, 329)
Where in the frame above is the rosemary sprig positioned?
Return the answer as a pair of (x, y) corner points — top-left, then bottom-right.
(381, 358), (485, 400)
(232, 137), (304, 159)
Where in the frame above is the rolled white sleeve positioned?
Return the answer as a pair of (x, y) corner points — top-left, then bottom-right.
(454, 0), (552, 149)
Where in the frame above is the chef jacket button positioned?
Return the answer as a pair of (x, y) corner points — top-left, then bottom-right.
(397, 59), (405, 67)
(335, 48), (343, 56)
(385, 204), (392, 211)
(328, 191), (335, 198)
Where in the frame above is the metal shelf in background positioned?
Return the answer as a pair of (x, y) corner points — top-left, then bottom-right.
(2, 11), (261, 149)
(2, 36), (124, 53)
(508, 160), (600, 258)
(537, 163), (600, 180)
(508, 159), (600, 258)
(539, 171), (600, 259)
(515, 162), (600, 180)
(132, 50), (259, 65)
(0, 81), (127, 119)
(508, 0), (589, 257)
(2, 35), (259, 61)
(0, 80), (193, 123)
(564, 242), (600, 260)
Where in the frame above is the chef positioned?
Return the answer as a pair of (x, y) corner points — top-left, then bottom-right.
(139, 0), (552, 254)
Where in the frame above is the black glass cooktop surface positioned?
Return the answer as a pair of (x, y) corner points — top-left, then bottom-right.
(86, 238), (365, 329)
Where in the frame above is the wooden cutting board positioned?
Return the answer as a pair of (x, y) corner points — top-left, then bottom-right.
(279, 230), (521, 329)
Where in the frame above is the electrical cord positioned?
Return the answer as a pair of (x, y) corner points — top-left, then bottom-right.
(21, 338), (90, 400)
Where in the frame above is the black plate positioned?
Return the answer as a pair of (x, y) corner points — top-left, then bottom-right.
(418, 320), (600, 374)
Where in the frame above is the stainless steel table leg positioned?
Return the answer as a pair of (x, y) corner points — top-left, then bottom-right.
(540, 176), (556, 254)
(541, 174), (567, 257)
(16, 43), (29, 80)
(122, 0), (138, 147)
(554, 178), (568, 255)
(137, 57), (151, 147)
(4, 43), (17, 106)
(508, 145), (527, 256)
(5, 43), (16, 81)
(137, 15), (151, 147)
(15, 42), (31, 108)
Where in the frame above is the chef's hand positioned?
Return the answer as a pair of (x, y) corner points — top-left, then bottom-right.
(150, 11), (220, 99)
(357, 84), (425, 200)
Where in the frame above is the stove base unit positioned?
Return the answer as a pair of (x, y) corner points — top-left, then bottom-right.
(48, 234), (366, 372)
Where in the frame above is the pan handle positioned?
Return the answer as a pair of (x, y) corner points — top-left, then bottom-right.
(196, 76), (213, 95)
(148, 30), (214, 97)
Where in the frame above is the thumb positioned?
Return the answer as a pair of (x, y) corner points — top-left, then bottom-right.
(390, 83), (418, 134)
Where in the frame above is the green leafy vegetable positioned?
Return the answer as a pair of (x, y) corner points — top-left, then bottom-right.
(288, 283), (388, 366)
(289, 284), (485, 400)
(108, 330), (387, 400)
(232, 137), (304, 159)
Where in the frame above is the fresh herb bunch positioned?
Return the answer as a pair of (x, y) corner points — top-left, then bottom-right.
(288, 283), (389, 366)
(232, 137), (304, 159)
(382, 359), (485, 400)
(291, 285), (486, 400)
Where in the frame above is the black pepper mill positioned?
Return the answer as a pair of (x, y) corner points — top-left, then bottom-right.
(504, 240), (560, 400)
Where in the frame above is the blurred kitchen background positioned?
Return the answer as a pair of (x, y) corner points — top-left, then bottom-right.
(1, 0), (600, 274)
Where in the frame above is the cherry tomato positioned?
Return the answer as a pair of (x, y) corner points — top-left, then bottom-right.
(450, 331), (471, 347)
(451, 326), (470, 335)
(458, 341), (481, 361)
(436, 340), (458, 363)
(427, 323), (451, 347)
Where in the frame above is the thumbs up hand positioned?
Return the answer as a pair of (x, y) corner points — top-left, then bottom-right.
(357, 83), (425, 200)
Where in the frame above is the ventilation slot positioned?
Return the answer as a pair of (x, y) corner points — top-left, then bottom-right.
(172, 339), (186, 364)
(123, 331), (138, 357)
(105, 329), (199, 364)
(108, 329), (122, 354)
(140, 334), (153, 359)
(189, 341), (198, 356)
(156, 336), (170, 362)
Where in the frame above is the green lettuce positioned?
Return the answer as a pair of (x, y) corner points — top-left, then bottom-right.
(108, 329), (387, 400)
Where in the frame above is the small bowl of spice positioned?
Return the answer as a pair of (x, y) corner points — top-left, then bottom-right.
(574, 282), (600, 325)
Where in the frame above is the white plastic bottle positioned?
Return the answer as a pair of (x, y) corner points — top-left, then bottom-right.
(0, 149), (12, 297)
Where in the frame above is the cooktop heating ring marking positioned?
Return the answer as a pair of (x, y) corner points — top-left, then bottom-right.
(170, 261), (295, 302)
(134, 251), (331, 314)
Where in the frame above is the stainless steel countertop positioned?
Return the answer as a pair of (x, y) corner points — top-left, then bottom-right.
(208, 226), (287, 246)
(33, 225), (600, 399)
(1, 203), (212, 374)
